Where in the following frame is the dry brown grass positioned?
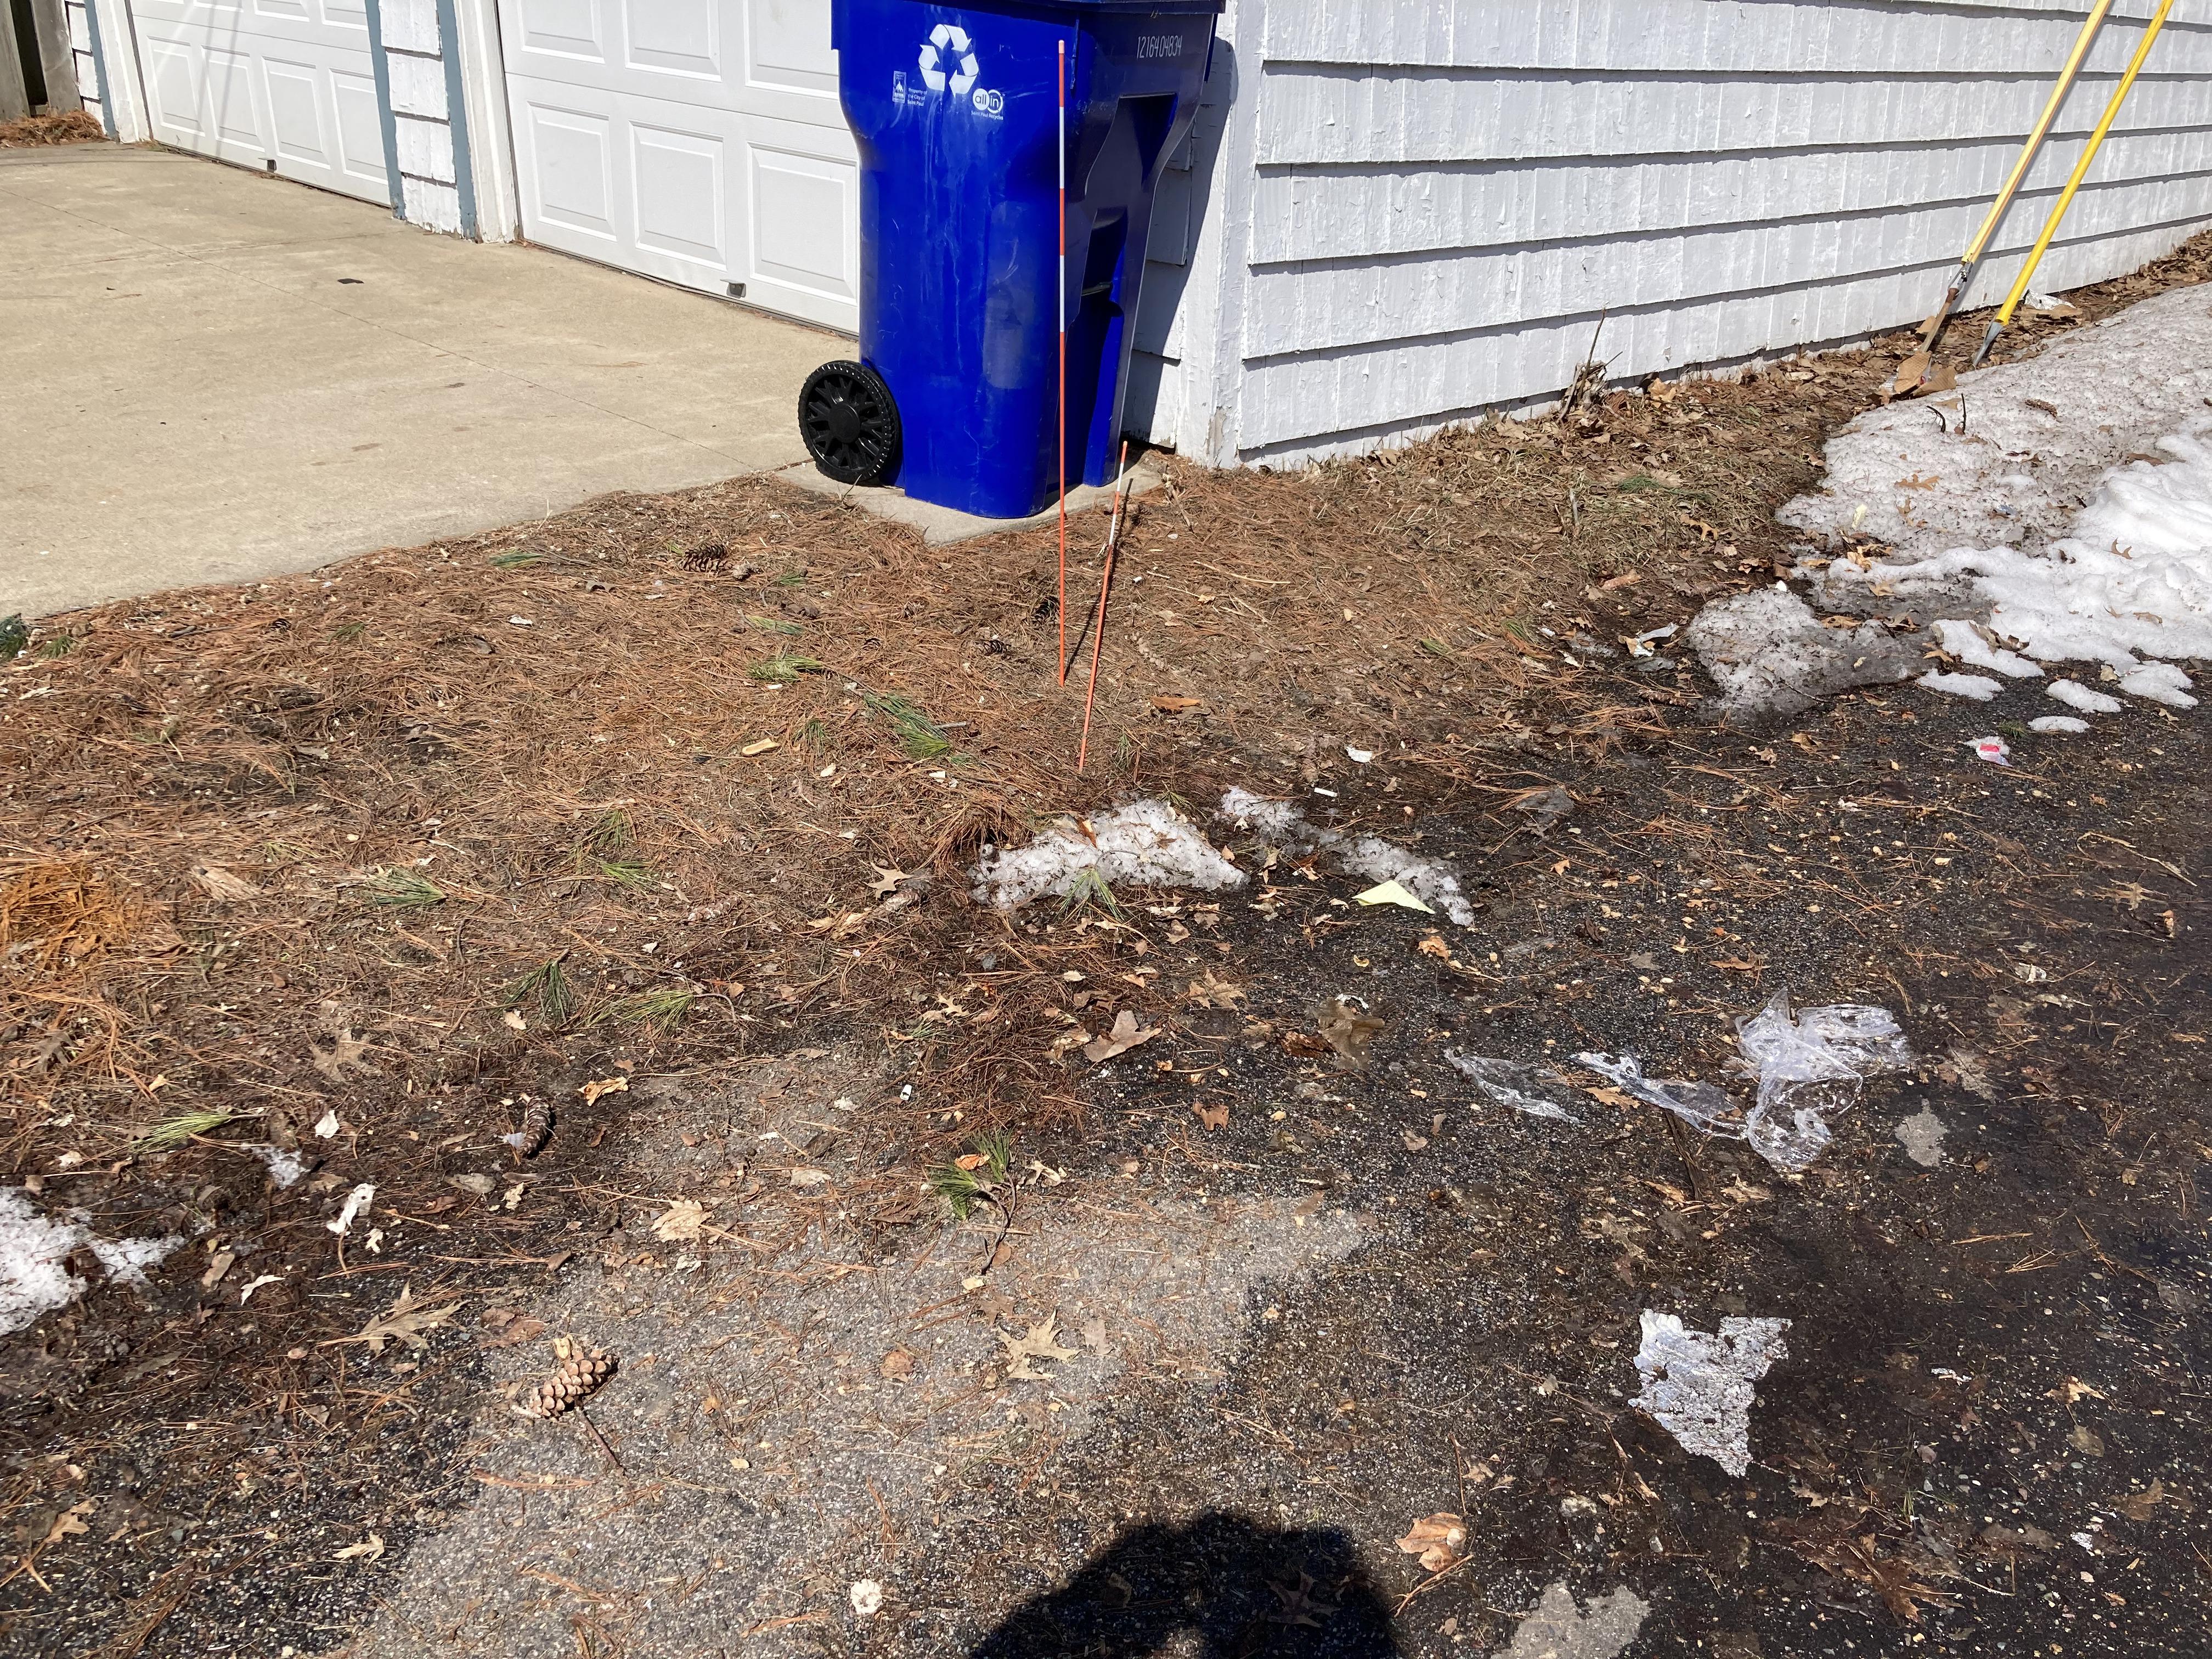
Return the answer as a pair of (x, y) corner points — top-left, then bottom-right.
(6, 224), (2208, 1170)
(0, 109), (103, 148)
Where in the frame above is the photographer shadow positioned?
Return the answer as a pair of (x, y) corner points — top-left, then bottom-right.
(968, 1512), (1402, 1657)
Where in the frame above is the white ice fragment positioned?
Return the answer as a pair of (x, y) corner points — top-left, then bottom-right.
(1446, 1053), (1583, 1124)
(0, 1188), (183, 1336)
(1931, 618), (2042, 679)
(249, 1144), (310, 1188)
(1918, 671), (2002, 701)
(314, 1109), (341, 1139)
(326, 1183), (375, 1236)
(2030, 715), (2090, 734)
(1681, 588), (1912, 721)
(1502, 1581), (1649, 1659)
(1216, 790), (1479, 927)
(2047, 678), (2122, 715)
(970, 800), (1245, 911)
(1632, 1311), (1790, 1476)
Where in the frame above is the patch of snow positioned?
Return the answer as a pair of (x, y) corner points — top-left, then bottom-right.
(1632, 1310), (1791, 1476)
(971, 800), (1245, 911)
(247, 1144), (310, 1188)
(1216, 791), (1479, 927)
(2030, 715), (2090, 734)
(1336, 836), (1476, 928)
(1782, 283), (2212, 563)
(1680, 586), (1913, 723)
(2047, 678), (2122, 715)
(1, 1188), (184, 1336)
(1823, 424), (2212, 712)
(1502, 1581), (1649, 1659)
(1918, 671), (2002, 701)
(1446, 1053), (1583, 1123)
(1930, 618), (2041, 679)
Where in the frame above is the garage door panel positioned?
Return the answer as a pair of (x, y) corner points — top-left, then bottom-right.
(634, 125), (726, 268)
(628, 0), (718, 78)
(264, 58), (331, 164)
(333, 71), (389, 191)
(501, 0), (856, 331)
(744, 0), (833, 95)
(519, 0), (603, 61)
(131, 1), (389, 205)
(527, 103), (620, 240)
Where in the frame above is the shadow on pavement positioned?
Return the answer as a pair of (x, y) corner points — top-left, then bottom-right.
(968, 1513), (1402, 1656)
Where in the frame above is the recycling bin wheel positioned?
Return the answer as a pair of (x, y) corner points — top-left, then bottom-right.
(799, 360), (900, 486)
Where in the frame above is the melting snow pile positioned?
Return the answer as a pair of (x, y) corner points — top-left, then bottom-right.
(1680, 586), (1914, 723)
(1, 1188), (183, 1336)
(1581, 991), (1910, 1173)
(1782, 282), (2212, 561)
(1219, 788), (1477, 926)
(1778, 284), (2212, 722)
(1632, 1310), (1791, 1476)
(970, 800), (1245, 910)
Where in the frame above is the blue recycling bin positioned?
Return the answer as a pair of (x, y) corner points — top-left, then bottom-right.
(802, 0), (1220, 520)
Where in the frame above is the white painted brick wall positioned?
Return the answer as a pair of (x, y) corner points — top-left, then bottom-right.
(1156, 0), (2212, 467)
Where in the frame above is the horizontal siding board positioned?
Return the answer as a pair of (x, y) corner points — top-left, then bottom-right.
(1255, 66), (2212, 168)
(1263, 1), (2210, 74)
(1244, 170), (2210, 359)
(1232, 213), (2208, 452)
(1250, 126), (2212, 263)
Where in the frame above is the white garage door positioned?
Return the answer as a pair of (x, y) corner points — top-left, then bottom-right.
(131, 0), (391, 205)
(497, 0), (858, 331)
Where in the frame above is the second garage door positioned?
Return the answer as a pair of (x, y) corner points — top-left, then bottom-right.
(131, 0), (391, 204)
(498, 0), (859, 332)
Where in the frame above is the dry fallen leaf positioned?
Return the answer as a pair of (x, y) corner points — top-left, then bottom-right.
(740, 737), (778, 757)
(1401, 1129), (1430, 1152)
(41, 1500), (93, 1548)
(653, 1199), (708, 1242)
(190, 862), (262, 901)
(2116, 1479), (2169, 1522)
(1395, 1512), (1467, 1572)
(1186, 971), (1246, 1009)
(1150, 695), (1206, 714)
(998, 1314), (1080, 1381)
(481, 1313), (548, 1350)
(788, 1166), (833, 1189)
(868, 864), (907, 897)
(1315, 997), (1385, 1066)
(334, 1533), (386, 1562)
(879, 1347), (917, 1379)
(319, 1285), (460, 1355)
(1083, 1009), (1159, 1063)
(579, 1076), (629, 1105)
(1192, 1099), (1229, 1131)
(311, 1026), (371, 1084)
(1416, 935), (1452, 961)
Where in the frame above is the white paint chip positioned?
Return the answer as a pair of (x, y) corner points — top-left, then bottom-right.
(1502, 1581), (1650, 1659)
(1632, 1311), (1790, 1476)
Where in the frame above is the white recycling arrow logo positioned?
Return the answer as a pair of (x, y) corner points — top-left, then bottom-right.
(918, 22), (980, 95)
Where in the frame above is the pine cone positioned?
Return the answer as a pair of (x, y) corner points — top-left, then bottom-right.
(509, 1099), (554, 1158)
(681, 541), (729, 572)
(518, 1335), (616, 1419)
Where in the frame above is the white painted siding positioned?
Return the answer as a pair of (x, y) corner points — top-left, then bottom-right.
(1154, 0), (2212, 467)
(381, 0), (464, 233)
(63, 0), (99, 127)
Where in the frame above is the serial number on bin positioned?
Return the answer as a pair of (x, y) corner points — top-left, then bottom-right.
(1136, 34), (1187, 59)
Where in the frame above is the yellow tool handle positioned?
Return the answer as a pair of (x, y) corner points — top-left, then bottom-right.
(1960, 0), (2117, 268)
(1993, 0), (2176, 332)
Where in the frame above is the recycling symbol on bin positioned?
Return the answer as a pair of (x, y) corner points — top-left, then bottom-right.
(918, 22), (981, 95)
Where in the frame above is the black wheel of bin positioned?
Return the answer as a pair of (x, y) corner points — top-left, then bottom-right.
(799, 360), (900, 486)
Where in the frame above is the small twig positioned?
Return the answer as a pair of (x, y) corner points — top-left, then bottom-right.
(575, 1403), (627, 1474)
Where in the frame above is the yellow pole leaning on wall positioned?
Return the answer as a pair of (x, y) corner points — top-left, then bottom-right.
(1920, 0), (2115, 357)
(1973, 0), (2176, 367)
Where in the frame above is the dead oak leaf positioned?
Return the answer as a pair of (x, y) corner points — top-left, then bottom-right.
(1315, 997), (1385, 1066)
(579, 1076), (629, 1105)
(190, 863), (262, 902)
(1395, 1512), (1467, 1572)
(879, 1347), (918, 1379)
(310, 1026), (371, 1085)
(998, 1313), (1080, 1381)
(2116, 1479), (2171, 1522)
(1185, 971), (1246, 1009)
(868, 864), (908, 897)
(652, 1199), (709, 1242)
(1192, 1099), (1229, 1131)
(41, 1501), (94, 1549)
(333, 1533), (386, 1562)
(319, 1285), (460, 1355)
(1083, 1009), (1159, 1063)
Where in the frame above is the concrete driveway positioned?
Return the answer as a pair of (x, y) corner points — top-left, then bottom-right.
(2, 144), (838, 620)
